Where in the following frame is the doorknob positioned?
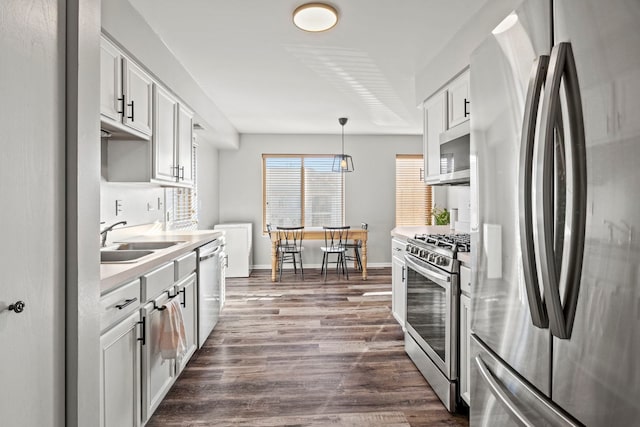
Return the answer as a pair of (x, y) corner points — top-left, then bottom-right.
(8, 301), (25, 313)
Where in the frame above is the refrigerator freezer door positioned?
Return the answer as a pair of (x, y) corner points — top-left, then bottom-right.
(471, 335), (580, 427)
(551, 0), (640, 424)
(470, 0), (553, 396)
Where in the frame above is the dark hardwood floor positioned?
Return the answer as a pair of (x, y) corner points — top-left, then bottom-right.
(148, 268), (469, 426)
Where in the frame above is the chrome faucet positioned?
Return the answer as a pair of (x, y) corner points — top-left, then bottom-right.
(100, 221), (127, 247)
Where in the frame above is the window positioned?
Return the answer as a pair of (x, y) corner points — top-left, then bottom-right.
(262, 154), (344, 230)
(396, 155), (433, 226)
(171, 144), (198, 230)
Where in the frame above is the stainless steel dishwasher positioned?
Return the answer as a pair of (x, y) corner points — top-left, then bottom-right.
(197, 238), (224, 348)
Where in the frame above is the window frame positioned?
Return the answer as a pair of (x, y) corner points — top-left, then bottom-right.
(262, 154), (345, 232)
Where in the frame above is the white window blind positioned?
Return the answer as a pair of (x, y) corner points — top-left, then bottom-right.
(263, 154), (344, 230)
(396, 155), (433, 226)
(172, 144), (198, 230)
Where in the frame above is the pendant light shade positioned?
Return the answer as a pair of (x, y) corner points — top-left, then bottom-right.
(332, 117), (355, 172)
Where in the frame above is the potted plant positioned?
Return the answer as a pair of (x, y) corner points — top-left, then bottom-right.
(432, 205), (450, 225)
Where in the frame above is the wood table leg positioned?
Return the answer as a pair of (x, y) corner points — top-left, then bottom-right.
(271, 239), (278, 282)
(361, 241), (368, 280)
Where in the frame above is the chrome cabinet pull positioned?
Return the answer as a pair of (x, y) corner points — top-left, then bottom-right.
(8, 300), (25, 313)
(114, 297), (137, 310)
(537, 42), (587, 340)
(518, 55), (550, 329)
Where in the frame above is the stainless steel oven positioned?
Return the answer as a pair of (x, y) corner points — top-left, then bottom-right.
(403, 234), (468, 412)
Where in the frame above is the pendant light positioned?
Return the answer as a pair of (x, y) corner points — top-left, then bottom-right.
(332, 117), (355, 173)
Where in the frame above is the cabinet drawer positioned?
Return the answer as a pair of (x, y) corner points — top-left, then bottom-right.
(392, 238), (407, 258)
(175, 251), (197, 282)
(460, 265), (472, 295)
(142, 262), (175, 301)
(100, 279), (141, 331)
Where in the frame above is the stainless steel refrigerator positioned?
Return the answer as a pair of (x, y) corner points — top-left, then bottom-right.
(469, 0), (640, 425)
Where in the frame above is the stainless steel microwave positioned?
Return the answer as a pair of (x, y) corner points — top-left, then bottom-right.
(438, 121), (470, 185)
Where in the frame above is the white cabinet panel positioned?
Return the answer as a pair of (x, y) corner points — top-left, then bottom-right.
(176, 273), (198, 373)
(123, 58), (154, 137)
(100, 39), (122, 122)
(391, 238), (407, 329)
(100, 311), (142, 427)
(423, 91), (447, 183)
(447, 70), (471, 128)
(177, 105), (194, 186)
(153, 84), (178, 183)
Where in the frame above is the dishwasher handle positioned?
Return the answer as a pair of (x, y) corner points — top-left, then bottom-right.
(199, 243), (222, 261)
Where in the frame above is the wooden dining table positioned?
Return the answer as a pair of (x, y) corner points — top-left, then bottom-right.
(270, 227), (368, 281)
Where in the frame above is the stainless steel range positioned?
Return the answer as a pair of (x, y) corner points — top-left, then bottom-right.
(404, 233), (470, 412)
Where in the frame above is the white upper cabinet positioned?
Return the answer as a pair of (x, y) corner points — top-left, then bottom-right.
(100, 39), (123, 123)
(177, 105), (194, 186)
(423, 90), (447, 183)
(123, 58), (154, 137)
(100, 36), (153, 139)
(153, 84), (178, 183)
(447, 69), (471, 128)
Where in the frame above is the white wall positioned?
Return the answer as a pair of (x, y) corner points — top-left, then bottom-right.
(197, 140), (221, 229)
(219, 133), (423, 268)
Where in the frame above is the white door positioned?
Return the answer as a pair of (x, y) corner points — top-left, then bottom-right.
(423, 90), (447, 182)
(0, 0), (66, 425)
(391, 255), (406, 328)
(100, 37), (123, 122)
(123, 58), (153, 136)
(100, 311), (142, 427)
(153, 84), (178, 183)
(447, 70), (470, 128)
(177, 273), (198, 373)
(177, 104), (194, 185)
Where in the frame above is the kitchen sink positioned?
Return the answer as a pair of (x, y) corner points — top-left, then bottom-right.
(100, 250), (154, 263)
(112, 241), (183, 250)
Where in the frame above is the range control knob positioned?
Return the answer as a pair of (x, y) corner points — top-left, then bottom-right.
(437, 256), (448, 266)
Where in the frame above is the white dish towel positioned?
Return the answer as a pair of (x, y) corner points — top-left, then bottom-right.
(159, 298), (187, 361)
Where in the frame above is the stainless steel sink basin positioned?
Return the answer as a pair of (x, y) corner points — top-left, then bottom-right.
(113, 241), (182, 250)
(100, 250), (154, 263)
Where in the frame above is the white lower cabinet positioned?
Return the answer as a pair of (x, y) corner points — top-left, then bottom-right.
(176, 273), (198, 374)
(391, 238), (407, 329)
(459, 292), (471, 405)
(141, 291), (176, 423)
(100, 311), (142, 427)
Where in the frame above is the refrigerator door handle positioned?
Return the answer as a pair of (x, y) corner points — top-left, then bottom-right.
(537, 42), (588, 339)
(475, 356), (536, 427)
(518, 55), (550, 329)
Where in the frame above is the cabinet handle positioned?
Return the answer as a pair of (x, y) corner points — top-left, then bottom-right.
(137, 317), (146, 345)
(180, 166), (185, 180)
(464, 98), (470, 117)
(127, 99), (135, 121)
(114, 297), (137, 310)
(117, 95), (125, 115)
(402, 266), (405, 282)
(180, 288), (186, 308)
(8, 300), (26, 313)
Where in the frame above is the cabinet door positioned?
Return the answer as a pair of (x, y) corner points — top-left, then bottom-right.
(141, 299), (176, 423)
(391, 255), (406, 328)
(100, 311), (141, 427)
(153, 84), (178, 183)
(460, 293), (471, 405)
(100, 38), (122, 122)
(177, 105), (194, 185)
(123, 58), (153, 136)
(448, 70), (470, 128)
(177, 273), (198, 373)
(423, 91), (447, 182)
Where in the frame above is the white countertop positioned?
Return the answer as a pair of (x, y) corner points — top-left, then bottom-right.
(100, 230), (223, 294)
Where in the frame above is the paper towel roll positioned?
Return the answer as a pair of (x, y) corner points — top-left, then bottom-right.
(450, 208), (458, 230)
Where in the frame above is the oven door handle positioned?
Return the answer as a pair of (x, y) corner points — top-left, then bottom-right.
(404, 255), (451, 284)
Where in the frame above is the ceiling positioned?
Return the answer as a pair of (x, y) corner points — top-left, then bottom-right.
(128, 0), (488, 135)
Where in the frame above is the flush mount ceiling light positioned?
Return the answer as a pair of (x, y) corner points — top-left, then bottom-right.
(293, 3), (338, 32)
(332, 117), (355, 173)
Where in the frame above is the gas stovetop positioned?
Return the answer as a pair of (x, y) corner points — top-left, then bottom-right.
(405, 233), (471, 274)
